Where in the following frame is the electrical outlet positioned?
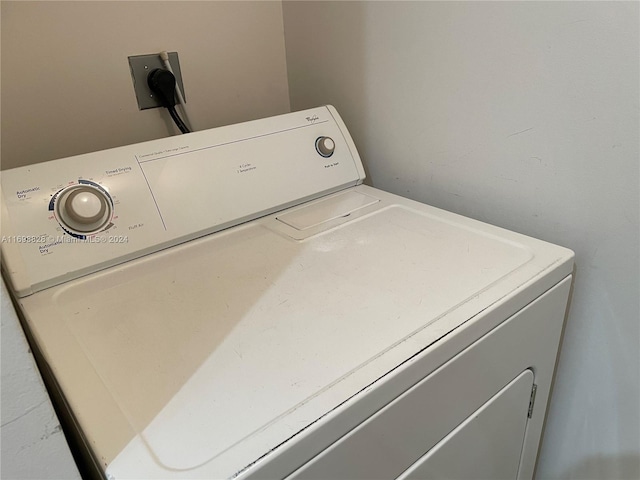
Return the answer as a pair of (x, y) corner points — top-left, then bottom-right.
(128, 52), (186, 110)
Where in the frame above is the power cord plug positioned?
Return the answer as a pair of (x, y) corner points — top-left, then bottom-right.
(159, 51), (193, 131)
(147, 68), (190, 134)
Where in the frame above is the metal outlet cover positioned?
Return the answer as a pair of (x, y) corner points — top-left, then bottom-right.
(128, 52), (186, 110)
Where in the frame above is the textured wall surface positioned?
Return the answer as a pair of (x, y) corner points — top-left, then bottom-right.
(1, 279), (81, 479)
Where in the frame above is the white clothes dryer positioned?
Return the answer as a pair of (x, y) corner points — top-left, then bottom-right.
(1, 106), (573, 480)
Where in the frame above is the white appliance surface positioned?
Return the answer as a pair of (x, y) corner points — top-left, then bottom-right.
(1, 106), (574, 479)
(1, 106), (363, 296)
(396, 370), (534, 480)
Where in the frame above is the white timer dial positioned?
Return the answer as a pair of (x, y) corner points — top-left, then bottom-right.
(56, 185), (112, 233)
(315, 136), (335, 157)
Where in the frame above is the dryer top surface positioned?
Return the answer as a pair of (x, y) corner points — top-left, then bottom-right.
(20, 184), (573, 479)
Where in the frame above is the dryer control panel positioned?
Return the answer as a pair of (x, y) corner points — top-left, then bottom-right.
(1, 106), (365, 296)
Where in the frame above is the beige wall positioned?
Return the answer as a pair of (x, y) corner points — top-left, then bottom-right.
(283, 2), (639, 479)
(1, 1), (290, 170)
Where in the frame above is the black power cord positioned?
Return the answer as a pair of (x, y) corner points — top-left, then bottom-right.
(147, 68), (191, 134)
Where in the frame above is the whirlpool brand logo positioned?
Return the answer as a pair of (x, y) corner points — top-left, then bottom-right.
(305, 115), (319, 124)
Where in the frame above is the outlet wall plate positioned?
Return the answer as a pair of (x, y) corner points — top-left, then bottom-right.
(128, 52), (186, 110)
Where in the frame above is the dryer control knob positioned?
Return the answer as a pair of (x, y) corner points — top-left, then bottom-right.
(56, 185), (112, 233)
(67, 189), (106, 223)
(315, 136), (335, 158)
